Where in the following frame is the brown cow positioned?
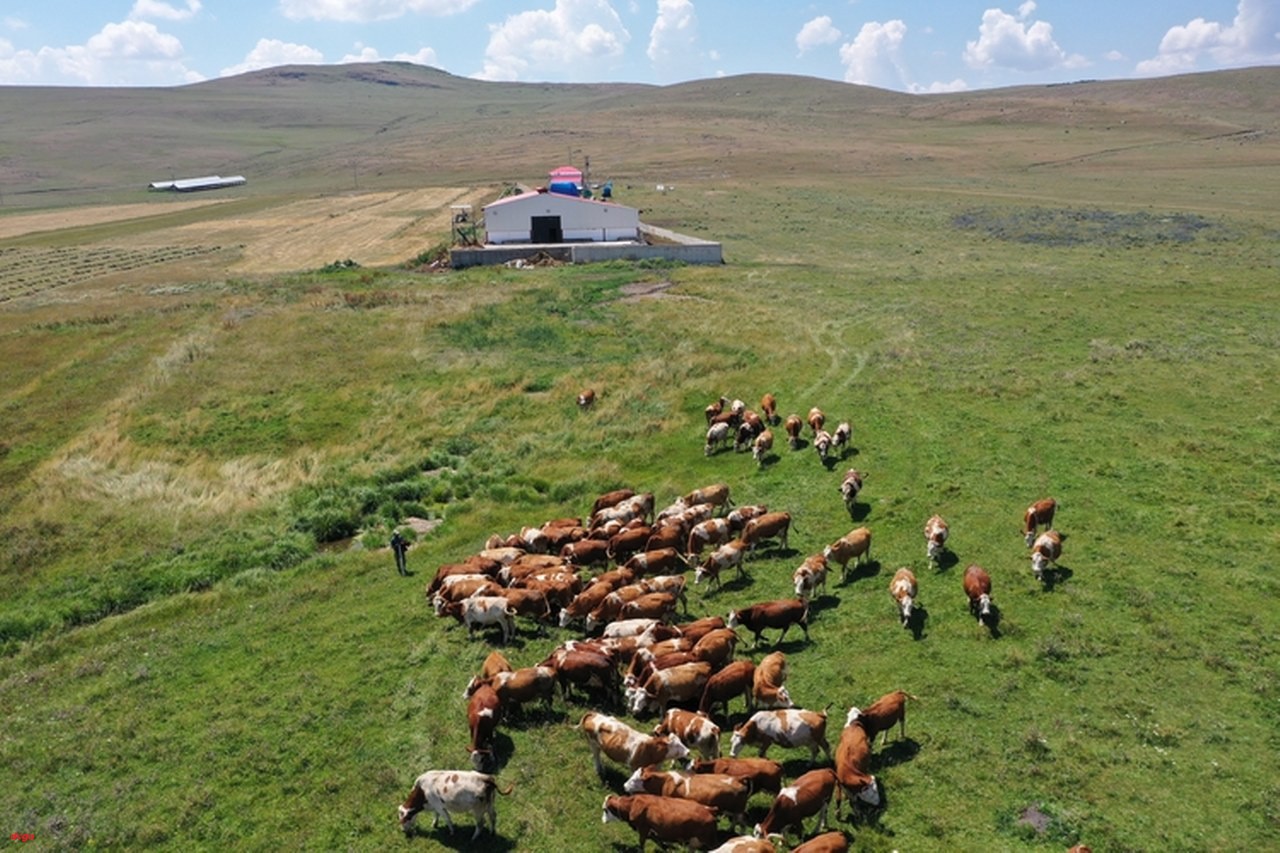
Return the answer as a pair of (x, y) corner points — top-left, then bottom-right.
(963, 564), (993, 622)
(728, 599), (809, 647)
(784, 414), (803, 450)
(792, 831), (851, 853)
(561, 537), (611, 569)
(711, 836), (778, 853)
(466, 665), (557, 716)
(700, 659), (756, 718)
(625, 767), (750, 827)
(602, 793), (719, 851)
(675, 615), (728, 644)
(760, 393), (778, 425)
(705, 395), (728, 425)
(735, 411), (765, 453)
(691, 756), (785, 796)
(476, 650), (512, 683)
(824, 527), (871, 583)
(593, 488), (637, 515)
(846, 689), (916, 745)
(1023, 497), (1057, 546)
(752, 430), (774, 467)
(727, 504), (769, 532)
(608, 524), (655, 565)
(691, 627), (739, 669)
(467, 683), (502, 771)
(1031, 530), (1063, 580)
(741, 511), (792, 554)
(752, 651), (792, 710)
(627, 661), (714, 716)
(833, 719), (882, 810)
(731, 708), (830, 762)
(889, 567), (917, 628)
(807, 406), (825, 435)
(577, 388), (596, 409)
(644, 523), (687, 554)
(624, 547), (685, 578)
(683, 483), (733, 512)
(550, 647), (619, 706)
(753, 767), (839, 840)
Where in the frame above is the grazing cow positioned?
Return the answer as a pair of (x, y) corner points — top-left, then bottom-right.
(608, 525), (655, 565)
(675, 615), (728, 643)
(500, 554), (566, 584)
(963, 564), (993, 622)
(581, 712), (690, 778)
(753, 651), (793, 710)
(1031, 530), (1063, 580)
(924, 515), (949, 563)
(839, 469), (864, 513)
(476, 650), (512, 683)
(731, 708), (830, 762)
(727, 504), (769, 532)
(833, 719), (881, 809)
(476, 546), (526, 567)
(1023, 497), (1057, 546)
(440, 596), (517, 644)
(889, 568), (918, 628)
(496, 587), (553, 628)
(467, 665), (557, 716)
(691, 627), (739, 669)
(700, 659), (756, 718)
(832, 422), (851, 456)
(551, 648), (619, 706)
(793, 553), (829, 600)
(753, 768), (839, 840)
(692, 756), (784, 796)
(625, 767), (750, 826)
(561, 580), (627, 628)
(644, 523), (687, 554)
(807, 407), (825, 435)
(846, 690), (916, 745)
(705, 421), (733, 456)
(824, 527), (871, 583)
(577, 388), (596, 409)
(784, 414), (803, 449)
(728, 599), (810, 647)
(684, 483), (733, 512)
(467, 683), (502, 771)
(398, 770), (513, 838)
(427, 557), (502, 596)
(752, 429), (774, 467)
(813, 429), (833, 462)
(624, 547), (685, 578)
(654, 708), (722, 760)
(696, 539), (750, 590)
(735, 412), (765, 453)
(712, 837), (777, 853)
(688, 517), (735, 557)
(626, 648), (698, 689)
(561, 537), (611, 569)
(517, 525), (551, 554)
(602, 794), (720, 851)
(593, 488), (637, 515)
(619, 591), (679, 624)
(628, 661), (714, 716)
(792, 831), (851, 853)
(705, 396), (729, 425)
(741, 511), (792, 554)
(760, 393), (778, 424)
(431, 575), (504, 609)
(603, 618), (662, 639)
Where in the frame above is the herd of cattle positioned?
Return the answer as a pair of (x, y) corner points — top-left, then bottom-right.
(398, 392), (1074, 851)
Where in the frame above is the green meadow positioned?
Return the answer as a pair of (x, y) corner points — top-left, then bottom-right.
(0, 65), (1277, 851)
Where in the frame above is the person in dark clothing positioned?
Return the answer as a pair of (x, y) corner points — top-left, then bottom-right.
(390, 530), (410, 576)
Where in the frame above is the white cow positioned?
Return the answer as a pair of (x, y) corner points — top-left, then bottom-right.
(398, 770), (513, 838)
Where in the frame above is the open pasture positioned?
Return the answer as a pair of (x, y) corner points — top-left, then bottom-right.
(0, 66), (1277, 851)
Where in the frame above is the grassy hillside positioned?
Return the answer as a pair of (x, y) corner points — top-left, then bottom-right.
(0, 66), (1278, 851)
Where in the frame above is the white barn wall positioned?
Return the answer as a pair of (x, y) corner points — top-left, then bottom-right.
(483, 191), (639, 245)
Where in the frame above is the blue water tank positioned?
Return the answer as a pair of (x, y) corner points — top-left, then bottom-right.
(548, 181), (580, 196)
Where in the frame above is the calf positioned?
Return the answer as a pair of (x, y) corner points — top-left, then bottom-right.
(705, 421), (733, 456)
(839, 469), (863, 513)
(654, 708), (723, 760)
(824, 527), (871, 583)
(696, 539), (750, 591)
(625, 767), (750, 827)
(924, 515), (949, 563)
(753, 767), (839, 840)
(577, 388), (596, 409)
(963, 564), (993, 622)
(628, 661), (714, 716)
(741, 511), (791, 554)
(1031, 530), (1062, 580)
(784, 414), (803, 449)
(889, 568), (917, 628)
(752, 429), (774, 467)
(700, 659), (756, 718)
(752, 651), (792, 710)
(440, 596), (517, 644)
(466, 683), (502, 771)
(602, 793), (720, 851)
(728, 599), (810, 647)
(398, 770), (513, 838)
(580, 712), (690, 778)
(833, 719), (881, 810)
(731, 708), (830, 762)
(691, 756), (785, 796)
(1023, 497), (1057, 546)
(846, 689), (915, 745)
(793, 553), (829, 600)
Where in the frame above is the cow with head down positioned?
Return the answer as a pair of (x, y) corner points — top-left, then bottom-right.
(580, 712), (690, 779)
(398, 770), (514, 839)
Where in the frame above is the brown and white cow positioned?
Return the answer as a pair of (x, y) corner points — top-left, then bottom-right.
(924, 515), (949, 563)
(846, 689), (916, 745)
(475, 650), (512, 683)
(741, 511), (792, 554)
(705, 396), (729, 425)
(760, 393), (778, 425)
(752, 767), (839, 840)
(793, 553), (829, 600)
(813, 429), (833, 462)
(727, 504), (769, 532)
(550, 648), (619, 706)
(839, 469), (864, 513)
(560, 537), (611, 569)
(691, 627), (739, 669)
(684, 483), (733, 512)
(691, 756), (785, 796)
(1031, 530), (1062, 580)
(466, 683), (502, 771)
(833, 719), (882, 810)
(577, 388), (596, 410)
(784, 414), (803, 449)
(730, 708), (830, 762)
(963, 564), (993, 622)
(752, 429), (774, 467)
(608, 525), (656, 565)
(581, 711), (691, 778)
(653, 708), (722, 760)
(889, 568), (918, 628)
(560, 579), (627, 628)
(688, 517), (735, 557)
(807, 407), (826, 435)
(628, 661), (714, 716)
(712, 837), (778, 853)
(705, 421), (733, 456)
(466, 665), (557, 717)
(696, 539), (750, 591)
(752, 651), (793, 710)
(619, 591), (680, 625)
(824, 527), (871, 583)
(1023, 497), (1057, 546)
(398, 770), (513, 838)
(700, 659), (756, 718)
(728, 599), (809, 647)
(792, 831), (851, 853)
(624, 547), (686, 578)
(593, 488), (637, 516)
(602, 793), (720, 851)
(735, 411), (765, 453)
(832, 421), (851, 456)
(439, 596), (517, 644)
(625, 767), (750, 827)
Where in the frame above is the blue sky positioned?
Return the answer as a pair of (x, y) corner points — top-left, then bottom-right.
(1, 1), (1277, 91)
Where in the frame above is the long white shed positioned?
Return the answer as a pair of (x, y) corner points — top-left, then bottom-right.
(483, 189), (639, 245)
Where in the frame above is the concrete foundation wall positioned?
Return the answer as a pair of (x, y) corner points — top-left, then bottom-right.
(451, 222), (723, 268)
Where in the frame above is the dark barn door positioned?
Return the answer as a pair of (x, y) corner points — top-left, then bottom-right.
(531, 215), (563, 243)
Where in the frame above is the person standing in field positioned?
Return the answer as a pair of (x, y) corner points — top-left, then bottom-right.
(390, 529), (410, 576)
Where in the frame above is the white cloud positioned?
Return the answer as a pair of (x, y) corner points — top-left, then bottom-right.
(1136, 0), (1280, 76)
(129, 0), (202, 22)
(839, 19), (907, 87)
(909, 78), (970, 94)
(647, 0), (698, 73)
(963, 3), (1086, 72)
(340, 44), (440, 66)
(0, 19), (201, 85)
(476, 0), (629, 82)
(796, 16), (841, 56)
(221, 38), (325, 77)
(1105, 49), (1125, 62)
(3, 17), (29, 31)
(279, 0), (479, 23)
